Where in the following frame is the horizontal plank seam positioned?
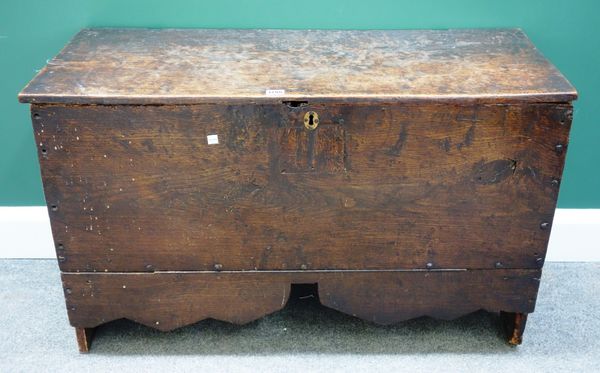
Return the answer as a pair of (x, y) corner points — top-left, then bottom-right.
(19, 93), (577, 105)
(60, 268), (542, 275)
(27, 101), (575, 108)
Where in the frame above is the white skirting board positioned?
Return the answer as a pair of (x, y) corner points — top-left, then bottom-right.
(0, 206), (598, 261)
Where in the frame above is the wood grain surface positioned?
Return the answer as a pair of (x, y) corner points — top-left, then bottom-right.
(62, 269), (541, 330)
(20, 28), (578, 349)
(32, 102), (572, 272)
(19, 29), (576, 105)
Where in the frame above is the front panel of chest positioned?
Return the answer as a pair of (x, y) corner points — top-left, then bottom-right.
(31, 102), (572, 272)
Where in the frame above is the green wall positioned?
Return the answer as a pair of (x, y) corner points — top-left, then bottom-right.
(1, 0), (598, 207)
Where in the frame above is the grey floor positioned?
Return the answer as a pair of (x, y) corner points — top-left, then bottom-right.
(0, 261), (598, 372)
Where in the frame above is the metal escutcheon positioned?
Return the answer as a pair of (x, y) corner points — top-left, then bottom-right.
(304, 111), (319, 130)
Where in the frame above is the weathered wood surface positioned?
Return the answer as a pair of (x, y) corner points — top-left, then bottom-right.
(20, 28), (578, 349)
(18, 29), (576, 105)
(33, 102), (571, 272)
(501, 311), (528, 345)
(75, 327), (94, 353)
(62, 269), (541, 330)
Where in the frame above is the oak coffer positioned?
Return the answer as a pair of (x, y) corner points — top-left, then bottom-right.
(19, 28), (577, 352)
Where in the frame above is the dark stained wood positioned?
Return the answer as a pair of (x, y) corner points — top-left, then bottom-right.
(64, 272), (291, 331)
(32, 102), (571, 272)
(20, 29), (578, 349)
(62, 269), (540, 330)
(501, 311), (529, 345)
(75, 327), (94, 353)
(318, 271), (540, 324)
(18, 29), (577, 105)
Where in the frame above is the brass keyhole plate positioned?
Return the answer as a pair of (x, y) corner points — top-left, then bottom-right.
(304, 111), (319, 130)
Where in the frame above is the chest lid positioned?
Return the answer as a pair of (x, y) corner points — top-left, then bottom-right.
(19, 28), (577, 105)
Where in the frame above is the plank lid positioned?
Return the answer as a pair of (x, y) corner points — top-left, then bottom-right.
(19, 28), (577, 105)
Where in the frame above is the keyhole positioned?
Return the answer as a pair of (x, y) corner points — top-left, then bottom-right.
(304, 111), (319, 130)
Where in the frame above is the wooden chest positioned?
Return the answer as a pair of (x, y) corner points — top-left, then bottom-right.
(19, 28), (577, 352)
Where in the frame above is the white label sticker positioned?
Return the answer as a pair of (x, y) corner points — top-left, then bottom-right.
(265, 89), (285, 96)
(207, 134), (219, 145)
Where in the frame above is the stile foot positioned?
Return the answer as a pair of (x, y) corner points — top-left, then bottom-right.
(75, 327), (95, 353)
(501, 311), (528, 346)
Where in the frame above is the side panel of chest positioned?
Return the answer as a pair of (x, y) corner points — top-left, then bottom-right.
(32, 102), (572, 272)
